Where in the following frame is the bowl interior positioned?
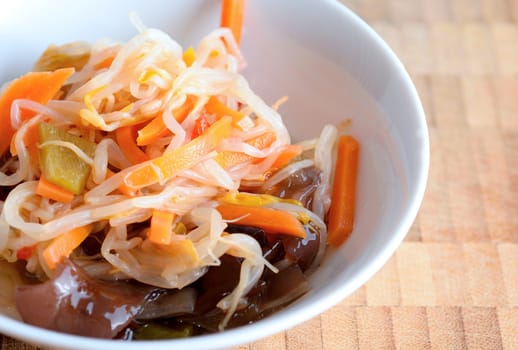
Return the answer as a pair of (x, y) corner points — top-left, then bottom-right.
(0, 1), (429, 349)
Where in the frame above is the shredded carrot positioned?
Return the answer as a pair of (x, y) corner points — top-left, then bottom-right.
(115, 124), (150, 165)
(136, 97), (194, 146)
(327, 135), (360, 247)
(43, 225), (93, 269)
(215, 131), (276, 169)
(36, 176), (74, 203)
(205, 96), (245, 125)
(191, 115), (211, 139)
(248, 131), (277, 150)
(136, 116), (169, 146)
(183, 47), (196, 67)
(271, 144), (302, 169)
(0, 68), (74, 156)
(148, 210), (176, 245)
(216, 204), (307, 238)
(220, 0), (246, 44)
(215, 151), (249, 170)
(126, 116), (233, 188)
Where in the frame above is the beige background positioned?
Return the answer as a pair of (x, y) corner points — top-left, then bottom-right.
(2, 0), (518, 349)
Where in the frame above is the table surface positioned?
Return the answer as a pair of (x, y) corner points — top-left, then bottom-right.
(3, 0), (518, 349)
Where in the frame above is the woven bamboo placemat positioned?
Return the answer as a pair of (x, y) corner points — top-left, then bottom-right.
(2, 0), (518, 349)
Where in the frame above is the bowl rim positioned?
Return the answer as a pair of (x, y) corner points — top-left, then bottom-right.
(0, 1), (429, 349)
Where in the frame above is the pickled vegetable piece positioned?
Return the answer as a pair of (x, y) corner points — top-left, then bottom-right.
(34, 42), (91, 72)
(38, 123), (96, 194)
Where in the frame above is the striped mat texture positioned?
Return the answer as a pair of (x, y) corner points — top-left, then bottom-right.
(2, 0), (518, 349)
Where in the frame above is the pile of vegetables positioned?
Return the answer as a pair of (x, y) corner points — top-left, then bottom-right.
(0, 0), (359, 340)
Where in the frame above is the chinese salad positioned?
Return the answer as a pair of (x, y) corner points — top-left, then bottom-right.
(0, 2), (359, 340)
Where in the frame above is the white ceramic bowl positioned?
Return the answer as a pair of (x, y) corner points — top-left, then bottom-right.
(0, 0), (429, 349)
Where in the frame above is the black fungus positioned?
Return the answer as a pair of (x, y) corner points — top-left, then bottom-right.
(264, 166), (321, 208)
(193, 255), (242, 315)
(15, 259), (155, 338)
(179, 263), (309, 332)
(137, 288), (197, 320)
(280, 224), (319, 271)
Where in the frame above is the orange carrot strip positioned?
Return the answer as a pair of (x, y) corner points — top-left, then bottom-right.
(217, 204), (307, 238)
(327, 135), (360, 247)
(215, 151), (250, 170)
(191, 115), (210, 139)
(115, 125), (150, 165)
(0, 68), (74, 155)
(136, 116), (170, 147)
(148, 210), (175, 245)
(220, 0), (246, 44)
(136, 116), (169, 147)
(136, 97), (194, 146)
(249, 131), (277, 150)
(205, 96), (245, 124)
(215, 131), (276, 169)
(43, 225), (93, 269)
(271, 144), (302, 169)
(36, 176), (74, 203)
(126, 116), (233, 188)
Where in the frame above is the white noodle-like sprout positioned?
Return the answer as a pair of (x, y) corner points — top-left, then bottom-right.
(0, 115), (45, 186)
(92, 138), (132, 184)
(0, 204), (9, 253)
(10, 99), (69, 128)
(261, 159), (314, 190)
(312, 124), (338, 219)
